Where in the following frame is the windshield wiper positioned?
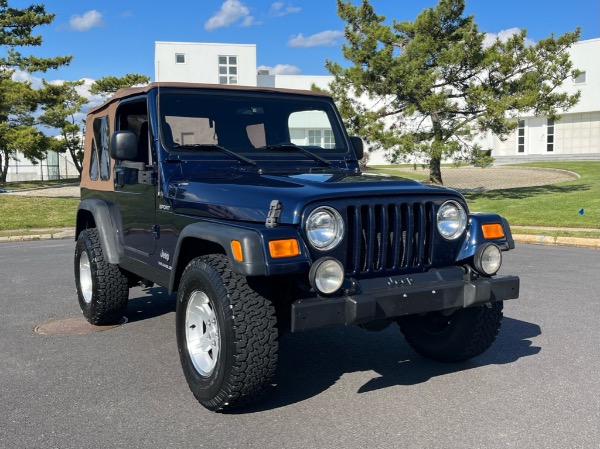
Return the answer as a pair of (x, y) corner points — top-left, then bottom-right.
(260, 143), (337, 169)
(172, 143), (257, 167)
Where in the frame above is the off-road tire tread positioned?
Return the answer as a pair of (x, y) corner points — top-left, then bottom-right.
(399, 302), (503, 363)
(180, 254), (278, 411)
(76, 228), (129, 325)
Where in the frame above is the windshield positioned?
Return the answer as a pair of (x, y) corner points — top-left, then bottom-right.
(157, 90), (348, 159)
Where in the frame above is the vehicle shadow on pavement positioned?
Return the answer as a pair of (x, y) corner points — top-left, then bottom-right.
(124, 287), (176, 323)
(237, 316), (541, 413)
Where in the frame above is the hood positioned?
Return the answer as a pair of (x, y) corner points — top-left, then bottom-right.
(169, 168), (459, 224)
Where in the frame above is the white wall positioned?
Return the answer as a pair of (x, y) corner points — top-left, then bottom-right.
(257, 74), (333, 91)
(557, 38), (600, 114)
(469, 38), (600, 161)
(155, 42), (257, 86)
(6, 150), (80, 182)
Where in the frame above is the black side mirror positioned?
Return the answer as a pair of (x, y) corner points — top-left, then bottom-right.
(110, 131), (137, 160)
(349, 136), (364, 160)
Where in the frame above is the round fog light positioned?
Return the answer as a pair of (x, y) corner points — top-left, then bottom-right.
(474, 243), (502, 276)
(309, 257), (344, 295)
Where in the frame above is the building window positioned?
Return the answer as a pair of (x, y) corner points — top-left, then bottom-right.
(323, 130), (335, 149)
(218, 56), (238, 85)
(547, 118), (554, 152)
(175, 53), (186, 64)
(517, 120), (525, 153)
(307, 129), (336, 149)
(574, 71), (586, 84)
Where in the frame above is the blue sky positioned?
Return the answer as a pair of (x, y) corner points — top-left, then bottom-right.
(11, 0), (600, 88)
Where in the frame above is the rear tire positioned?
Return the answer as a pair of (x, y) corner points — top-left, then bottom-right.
(176, 254), (278, 412)
(74, 228), (129, 325)
(398, 302), (503, 362)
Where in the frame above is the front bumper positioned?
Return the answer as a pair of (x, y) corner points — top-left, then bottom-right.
(291, 266), (519, 332)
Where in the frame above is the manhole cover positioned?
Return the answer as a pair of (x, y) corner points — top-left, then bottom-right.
(34, 316), (127, 336)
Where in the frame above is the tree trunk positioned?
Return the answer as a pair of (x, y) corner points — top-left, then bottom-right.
(429, 157), (443, 185)
(68, 147), (83, 174)
(429, 114), (444, 185)
(0, 150), (8, 183)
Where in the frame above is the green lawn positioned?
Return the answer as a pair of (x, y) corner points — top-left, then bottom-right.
(0, 196), (78, 231)
(364, 166), (428, 181)
(0, 162), (598, 233)
(465, 162), (599, 229)
(0, 178), (79, 191)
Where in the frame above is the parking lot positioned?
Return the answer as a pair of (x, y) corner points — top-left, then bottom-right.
(1, 240), (599, 448)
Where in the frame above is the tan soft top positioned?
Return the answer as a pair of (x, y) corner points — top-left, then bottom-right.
(87, 82), (332, 116)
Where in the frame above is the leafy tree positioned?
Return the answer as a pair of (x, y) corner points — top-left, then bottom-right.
(0, 71), (50, 181)
(327, 0), (581, 184)
(0, 0), (72, 182)
(38, 80), (89, 174)
(90, 74), (150, 97)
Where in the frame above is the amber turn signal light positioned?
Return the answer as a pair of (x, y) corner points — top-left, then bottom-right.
(482, 223), (504, 239)
(231, 240), (244, 262)
(269, 239), (300, 258)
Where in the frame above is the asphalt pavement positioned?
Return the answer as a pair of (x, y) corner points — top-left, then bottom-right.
(1, 240), (599, 448)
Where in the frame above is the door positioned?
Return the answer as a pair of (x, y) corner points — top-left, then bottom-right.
(114, 99), (158, 258)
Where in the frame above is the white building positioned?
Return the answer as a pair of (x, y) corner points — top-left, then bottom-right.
(485, 38), (600, 163)
(155, 41), (257, 86)
(152, 38), (598, 165)
(5, 150), (80, 182)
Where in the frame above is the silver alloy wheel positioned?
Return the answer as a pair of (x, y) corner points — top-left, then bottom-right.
(79, 252), (93, 304)
(185, 290), (220, 377)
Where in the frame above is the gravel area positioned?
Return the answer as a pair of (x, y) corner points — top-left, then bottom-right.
(390, 166), (578, 192)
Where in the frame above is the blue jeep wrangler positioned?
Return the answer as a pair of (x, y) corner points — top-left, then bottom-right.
(75, 82), (519, 411)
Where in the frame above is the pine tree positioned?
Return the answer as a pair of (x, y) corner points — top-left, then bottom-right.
(38, 80), (89, 174)
(90, 74), (151, 97)
(327, 0), (581, 184)
(0, 0), (72, 182)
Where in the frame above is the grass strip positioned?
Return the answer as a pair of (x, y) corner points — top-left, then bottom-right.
(0, 178), (79, 191)
(0, 196), (79, 231)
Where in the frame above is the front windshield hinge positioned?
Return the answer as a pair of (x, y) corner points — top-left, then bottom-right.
(266, 200), (282, 228)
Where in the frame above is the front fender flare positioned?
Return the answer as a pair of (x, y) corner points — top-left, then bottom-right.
(168, 221), (312, 294)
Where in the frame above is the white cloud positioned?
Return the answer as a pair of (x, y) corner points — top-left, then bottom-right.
(205, 0), (255, 31)
(483, 28), (535, 48)
(257, 64), (301, 75)
(288, 30), (343, 48)
(69, 10), (105, 31)
(11, 70), (44, 89)
(241, 15), (258, 27)
(270, 2), (301, 16)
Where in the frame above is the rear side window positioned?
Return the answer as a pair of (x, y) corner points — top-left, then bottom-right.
(89, 140), (99, 181)
(92, 116), (111, 181)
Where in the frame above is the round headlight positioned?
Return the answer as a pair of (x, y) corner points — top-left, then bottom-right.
(474, 243), (502, 276)
(306, 207), (344, 251)
(437, 201), (467, 240)
(309, 257), (345, 295)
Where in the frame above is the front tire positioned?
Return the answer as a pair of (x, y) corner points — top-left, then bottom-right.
(398, 302), (503, 362)
(74, 228), (129, 325)
(176, 254), (278, 412)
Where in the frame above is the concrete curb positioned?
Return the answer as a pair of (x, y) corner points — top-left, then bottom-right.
(0, 228), (75, 243)
(513, 234), (600, 249)
(1, 228), (598, 249)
